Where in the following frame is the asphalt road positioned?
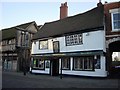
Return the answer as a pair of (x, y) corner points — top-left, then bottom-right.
(2, 71), (120, 89)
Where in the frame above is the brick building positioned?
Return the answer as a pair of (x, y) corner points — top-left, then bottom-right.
(104, 1), (120, 75)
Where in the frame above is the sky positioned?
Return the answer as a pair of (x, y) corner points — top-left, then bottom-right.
(0, 0), (119, 29)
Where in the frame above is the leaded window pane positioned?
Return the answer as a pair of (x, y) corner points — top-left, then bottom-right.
(113, 13), (120, 30)
(73, 56), (94, 71)
(39, 40), (48, 49)
(62, 57), (70, 70)
(113, 13), (120, 20)
(33, 59), (45, 69)
(65, 34), (83, 46)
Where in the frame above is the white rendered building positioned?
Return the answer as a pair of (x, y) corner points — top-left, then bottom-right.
(31, 5), (107, 77)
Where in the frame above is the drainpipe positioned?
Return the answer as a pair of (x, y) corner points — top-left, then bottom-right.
(60, 59), (62, 79)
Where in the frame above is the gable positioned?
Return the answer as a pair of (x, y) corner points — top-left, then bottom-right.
(26, 23), (38, 34)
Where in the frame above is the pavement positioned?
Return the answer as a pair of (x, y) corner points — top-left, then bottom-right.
(2, 71), (120, 89)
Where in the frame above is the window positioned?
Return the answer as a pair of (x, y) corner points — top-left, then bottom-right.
(8, 40), (12, 44)
(65, 34), (82, 46)
(94, 55), (101, 69)
(11, 39), (15, 44)
(73, 56), (94, 71)
(39, 40), (48, 49)
(2, 40), (7, 46)
(110, 8), (120, 31)
(74, 57), (83, 70)
(45, 60), (50, 68)
(112, 13), (120, 30)
(25, 33), (30, 47)
(53, 41), (59, 53)
(62, 57), (70, 70)
(20, 31), (30, 47)
(21, 31), (25, 46)
(33, 59), (45, 69)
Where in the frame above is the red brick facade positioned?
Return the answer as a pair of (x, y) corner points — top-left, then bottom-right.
(104, 2), (120, 36)
(104, 2), (120, 76)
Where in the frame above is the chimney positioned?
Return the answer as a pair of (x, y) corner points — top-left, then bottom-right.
(97, 0), (103, 7)
(60, 2), (68, 19)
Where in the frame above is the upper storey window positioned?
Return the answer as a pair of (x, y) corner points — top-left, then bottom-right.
(65, 33), (83, 46)
(39, 40), (48, 50)
(110, 8), (120, 32)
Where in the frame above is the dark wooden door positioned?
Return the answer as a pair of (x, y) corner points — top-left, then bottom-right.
(50, 59), (59, 76)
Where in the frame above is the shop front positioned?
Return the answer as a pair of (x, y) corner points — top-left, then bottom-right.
(30, 50), (107, 77)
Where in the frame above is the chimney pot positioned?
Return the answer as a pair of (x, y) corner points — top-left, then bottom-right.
(105, 1), (108, 3)
(64, 2), (67, 6)
(97, 2), (103, 7)
(61, 3), (64, 6)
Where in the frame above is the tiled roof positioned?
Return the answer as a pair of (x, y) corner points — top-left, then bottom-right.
(37, 25), (42, 29)
(33, 5), (104, 40)
(1, 21), (35, 40)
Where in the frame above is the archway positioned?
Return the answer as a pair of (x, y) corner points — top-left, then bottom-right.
(109, 41), (120, 52)
(108, 41), (120, 77)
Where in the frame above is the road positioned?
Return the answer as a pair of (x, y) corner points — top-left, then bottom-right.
(2, 71), (120, 89)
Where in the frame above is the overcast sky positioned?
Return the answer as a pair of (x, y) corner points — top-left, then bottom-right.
(0, 0), (119, 29)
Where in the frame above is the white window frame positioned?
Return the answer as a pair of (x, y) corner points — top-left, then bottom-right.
(109, 8), (120, 32)
(65, 33), (83, 46)
(33, 59), (45, 70)
(73, 56), (94, 71)
(62, 57), (70, 70)
(39, 40), (48, 50)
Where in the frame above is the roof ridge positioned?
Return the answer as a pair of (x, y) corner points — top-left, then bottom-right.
(1, 21), (35, 30)
(33, 6), (104, 40)
(44, 6), (102, 25)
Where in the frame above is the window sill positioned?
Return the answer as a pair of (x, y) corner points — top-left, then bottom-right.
(32, 67), (45, 70)
(62, 68), (71, 70)
(39, 48), (48, 50)
(72, 69), (95, 71)
(111, 29), (120, 32)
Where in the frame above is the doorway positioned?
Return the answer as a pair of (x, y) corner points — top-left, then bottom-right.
(50, 59), (59, 76)
(108, 41), (120, 77)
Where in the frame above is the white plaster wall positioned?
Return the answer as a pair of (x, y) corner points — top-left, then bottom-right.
(32, 68), (49, 74)
(32, 30), (105, 54)
(59, 30), (105, 52)
(62, 70), (107, 77)
(31, 39), (53, 54)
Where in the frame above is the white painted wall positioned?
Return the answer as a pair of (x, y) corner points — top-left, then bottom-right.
(32, 68), (49, 74)
(32, 30), (105, 54)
